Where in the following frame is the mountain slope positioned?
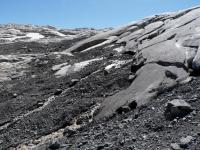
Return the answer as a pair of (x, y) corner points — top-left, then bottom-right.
(0, 6), (200, 150)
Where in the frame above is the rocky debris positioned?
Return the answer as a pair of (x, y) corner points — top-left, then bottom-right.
(164, 99), (193, 120)
(0, 6), (200, 150)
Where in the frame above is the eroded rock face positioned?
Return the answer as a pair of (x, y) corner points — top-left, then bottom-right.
(0, 6), (200, 149)
(95, 7), (200, 119)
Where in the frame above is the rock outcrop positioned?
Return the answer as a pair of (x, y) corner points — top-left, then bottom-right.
(0, 6), (200, 149)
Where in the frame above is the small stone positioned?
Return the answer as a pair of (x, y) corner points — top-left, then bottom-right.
(128, 74), (136, 82)
(12, 93), (18, 98)
(131, 137), (137, 142)
(142, 134), (148, 140)
(179, 136), (193, 148)
(103, 70), (109, 75)
(54, 89), (62, 96)
(69, 79), (79, 87)
(164, 99), (193, 120)
(171, 119), (178, 125)
(119, 140), (125, 146)
(31, 75), (36, 78)
(191, 110), (197, 116)
(37, 102), (44, 107)
(0, 140), (3, 144)
(170, 143), (181, 150)
(118, 123), (124, 129)
(122, 117), (133, 123)
(134, 112), (139, 119)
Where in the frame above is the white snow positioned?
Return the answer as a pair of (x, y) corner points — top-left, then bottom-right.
(43, 27), (66, 37)
(175, 42), (182, 48)
(26, 33), (44, 40)
(73, 58), (101, 72)
(82, 36), (118, 52)
(54, 58), (103, 77)
(50, 30), (66, 37)
(113, 46), (125, 53)
(0, 54), (44, 82)
(52, 62), (69, 71)
(52, 51), (74, 56)
(105, 60), (132, 71)
(54, 65), (72, 77)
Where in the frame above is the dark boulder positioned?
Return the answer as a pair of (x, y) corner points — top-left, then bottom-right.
(164, 99), (193, 120)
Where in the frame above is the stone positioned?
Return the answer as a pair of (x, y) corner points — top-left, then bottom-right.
(69, 79), (79, 87)
(179, 136), (193, 148)
(164, 99), (193, 120)
(170, 143), (181, 150)
(54, 89), (62, 96)
(128, 74), (136, 82)
(12, 93), (18, 98)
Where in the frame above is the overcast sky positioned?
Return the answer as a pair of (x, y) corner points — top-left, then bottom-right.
(0, 0), (199, 29)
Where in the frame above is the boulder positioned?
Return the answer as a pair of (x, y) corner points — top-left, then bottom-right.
(179, 136), (193, 148)
(170, 143), (181, 150)
(164, 99), (193, 120)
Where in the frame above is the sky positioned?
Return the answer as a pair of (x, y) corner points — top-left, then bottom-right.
(0, 0), (200, 29)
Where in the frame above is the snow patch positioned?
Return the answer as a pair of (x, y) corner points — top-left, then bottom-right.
(52, 62), (69, 71)
(49, 30), (66, 37)
(113, 46), (125, 53)
(175, 42), (182, 48)
(52, 51), (74, 56)
(105, 60), (132, 71)
(0, 54), (34, 82)
(54, 58), (103, 77)
(81, 36), (118, 52)
(26, 33), (44, 40)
